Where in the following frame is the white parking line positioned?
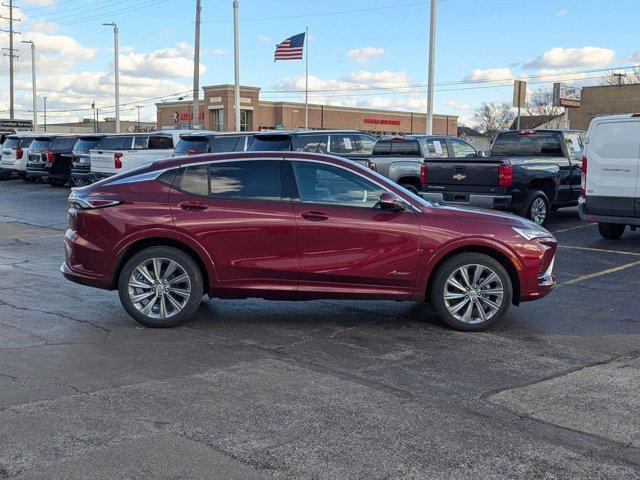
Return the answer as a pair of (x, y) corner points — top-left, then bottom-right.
(558, 244), (640, 257)
(562, 259), (640, 285)
(551, 224), (595, 234)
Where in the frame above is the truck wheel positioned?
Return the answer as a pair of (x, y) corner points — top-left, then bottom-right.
(430, 252), (513, 332)
(400, 183), (419, 195)
(520, 190), (549, 226)
(598, 223), (625, 240)
(0, 171), (11, 180)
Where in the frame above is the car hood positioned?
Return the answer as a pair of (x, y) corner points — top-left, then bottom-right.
(433, 204), (545, 230)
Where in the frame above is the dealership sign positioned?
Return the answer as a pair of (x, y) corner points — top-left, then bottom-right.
(553, 83), (582, 108)
(172, 111), (205, 122)
(363, 117), (401, 126)
(0, 119), (33, 129)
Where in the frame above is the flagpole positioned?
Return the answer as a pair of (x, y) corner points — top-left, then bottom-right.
(304, 26), (309, 130)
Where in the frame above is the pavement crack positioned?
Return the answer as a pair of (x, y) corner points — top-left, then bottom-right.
(0, 298), (111, 334)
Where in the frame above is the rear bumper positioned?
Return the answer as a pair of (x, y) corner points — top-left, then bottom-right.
(421, 192), (512, 210)
(62, 228), (113, 290)
(578, 202), (640, 226)
(60, 262), (111, 290)
(91, 171), (115, 181)
(25, 165), (48, 179)
(71, 167), (95, 183)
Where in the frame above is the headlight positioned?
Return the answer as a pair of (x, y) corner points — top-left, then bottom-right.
(511, 226), (553, 241)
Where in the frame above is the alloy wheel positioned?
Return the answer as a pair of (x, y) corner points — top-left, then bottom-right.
(443, 264), (504, 324)
(530, 197), (547, 225)
(127, 257), (191, 319)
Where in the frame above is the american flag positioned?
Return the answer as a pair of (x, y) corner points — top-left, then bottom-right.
(274, 32), (305, 61)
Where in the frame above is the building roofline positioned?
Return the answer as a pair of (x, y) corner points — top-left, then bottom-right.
(202, 84), (261, 92)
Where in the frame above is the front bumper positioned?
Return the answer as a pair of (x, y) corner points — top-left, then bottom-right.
(422, 192), (512, 210)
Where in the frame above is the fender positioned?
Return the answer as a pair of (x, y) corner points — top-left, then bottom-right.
(388, 160), (421, 184)
(414, 235), (526, 301)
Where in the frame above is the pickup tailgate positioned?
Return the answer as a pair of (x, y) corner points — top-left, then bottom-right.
(90, 150), (119, 174)
(425, 158), (505, 194)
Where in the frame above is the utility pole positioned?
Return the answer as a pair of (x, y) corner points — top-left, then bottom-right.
(192, 0), (201, 129)
(1, 0), (20, 119)
(43, 95), (47, 132)
(136, 105), (143, 129)
(232, 0), (241, 132)
(21, 40), (37, 131)
(92, 101), (97, 133)
(425, 0), (437, 134)
(103, 23), (120, 133)
(612, 72), (627, 86)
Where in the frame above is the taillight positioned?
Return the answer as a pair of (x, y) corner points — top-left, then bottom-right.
(45, 150), (55, 162)
(114, 152), (123, 169)
(419, 163), (427, 186)
(367, 161), (377, 172)
(15, 147), (23, 159)
(68, 191), (122, 210)
(498, 164), (513, 187)
(580, 155), (587, 196)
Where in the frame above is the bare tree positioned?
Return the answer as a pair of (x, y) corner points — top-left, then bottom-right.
(524, 88), (562, 117)
(600, 69), (640, 86)
(473, 102), (515, 140)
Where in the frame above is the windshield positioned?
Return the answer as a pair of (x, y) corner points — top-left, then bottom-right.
(174, 137), (209, 155)
(73, 137), (101, 154)
(97, 136), (133, 150)
(3, 137), (19, 149)
(563, 132), (584, 161)
(29, 139), (53, 152)
(249, 136), (292, 151)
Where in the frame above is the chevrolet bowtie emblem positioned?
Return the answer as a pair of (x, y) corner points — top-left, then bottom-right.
(453, 174), (466, 181)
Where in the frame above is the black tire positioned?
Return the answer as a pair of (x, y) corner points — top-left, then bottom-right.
(23, 175), (36, 183)
(520, 190), (550, 226)
(48, 176), (69, 187)
(430, 253), (513, 332)
(117, 246), (204, 328)
(598, 222), (625, 240)
(400, 183), (420, 195)
(0, 171), (11, 181)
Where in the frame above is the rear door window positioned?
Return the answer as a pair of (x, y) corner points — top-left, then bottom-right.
(209, 160), (282, 200)
(148, 135), (174, 149)
(134, 136), (149, 149)
(449, 139), (477, 158)
(563, 132), (585, 162)
(98, 136), (133, 150)
(292, 134), (327, 153)
(424, 138), (449, 158)
(354, 134), (376, 154)
(330, 134), (358, 154)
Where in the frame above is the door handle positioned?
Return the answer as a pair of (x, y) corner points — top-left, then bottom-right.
(301, 211), (329, 221)
(179, 201), (208, 211)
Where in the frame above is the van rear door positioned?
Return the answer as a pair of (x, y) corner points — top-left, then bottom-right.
(585, 119), (640, 217)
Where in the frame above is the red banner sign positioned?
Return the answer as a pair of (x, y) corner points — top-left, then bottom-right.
(363, 117), (401, 126)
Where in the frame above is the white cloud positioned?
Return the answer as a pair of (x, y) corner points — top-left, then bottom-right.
(463, 68), (514, 83)
(523, 46), (615, 69)
(119, 42), (206, 79)
(447, 99), (470, 111)
(347, 46), (385, 64)
(556, 8), (567, 16)
(257, 34), (272, 43)
(26, 32), (95, 60)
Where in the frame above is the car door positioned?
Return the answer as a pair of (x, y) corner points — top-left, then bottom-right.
(288, 159), (421, 299)
(169, 158), (298, 295)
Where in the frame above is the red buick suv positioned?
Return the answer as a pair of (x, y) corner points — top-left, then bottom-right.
(62, 152), (556, 331)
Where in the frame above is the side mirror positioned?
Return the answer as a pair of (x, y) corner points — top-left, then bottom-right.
(379, 192), (406, 211)
(477, 150), (489, 158)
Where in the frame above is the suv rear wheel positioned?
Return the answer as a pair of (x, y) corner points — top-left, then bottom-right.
(598, 222), (625, 240)
(430, 253), (513, 332)
(118, 246), (204, 327)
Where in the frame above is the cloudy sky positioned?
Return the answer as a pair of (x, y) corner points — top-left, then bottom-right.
(2, 0), (639, 125)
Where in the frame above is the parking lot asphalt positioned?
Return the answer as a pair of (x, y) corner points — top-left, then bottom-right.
(0, 178), (639, 479)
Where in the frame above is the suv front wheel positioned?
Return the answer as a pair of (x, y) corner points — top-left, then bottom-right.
(118, 246), (204, 327)
(430, 253), (513, 332)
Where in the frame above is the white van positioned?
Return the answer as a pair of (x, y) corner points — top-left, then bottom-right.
(579, 114), (640, 239)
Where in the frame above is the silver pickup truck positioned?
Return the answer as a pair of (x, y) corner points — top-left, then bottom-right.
(345, 135), (485, 194)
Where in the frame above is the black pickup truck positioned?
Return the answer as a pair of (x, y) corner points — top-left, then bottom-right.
(421, 129), (585, 225)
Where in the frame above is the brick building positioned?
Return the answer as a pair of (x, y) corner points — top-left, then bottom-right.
(568, 83), (640, 130)
(156, 84), (457, 135)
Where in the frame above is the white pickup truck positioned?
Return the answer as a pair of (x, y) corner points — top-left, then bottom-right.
(89, 132), (181, 180)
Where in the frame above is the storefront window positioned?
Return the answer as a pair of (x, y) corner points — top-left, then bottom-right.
(213, 109), (224, 131)
(240, 110), (251, 132)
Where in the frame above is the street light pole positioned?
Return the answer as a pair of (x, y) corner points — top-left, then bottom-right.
(232, 0), (241, 132)
(21, 40), (37, 132)
(43, 95), (47, 132)
(136, 105), (143, 129)
(425, 0), (437, 135)
(103, 22), (120, 133)
(192, 0), (202, 129)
